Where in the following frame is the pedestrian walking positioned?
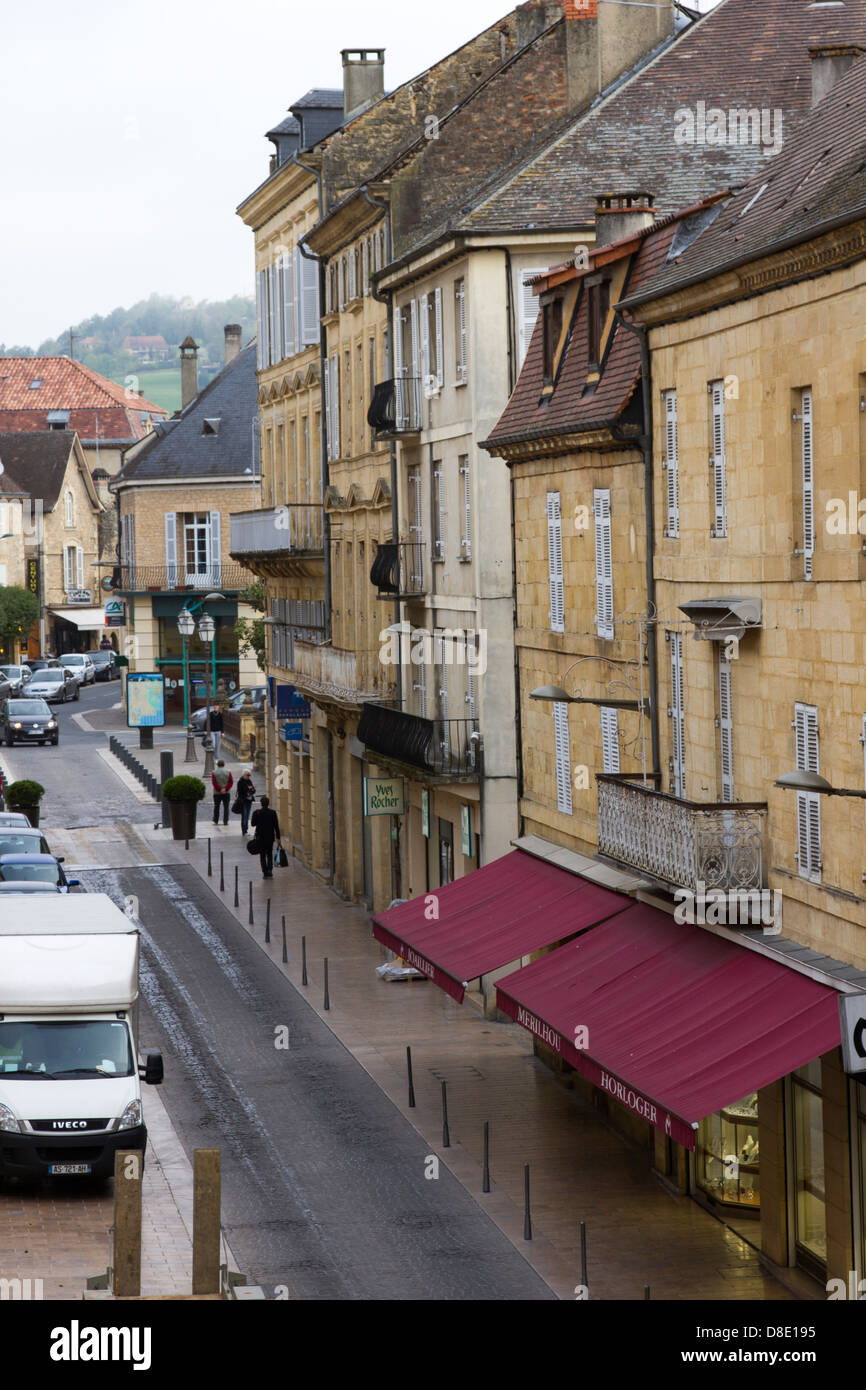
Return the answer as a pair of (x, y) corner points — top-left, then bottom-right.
(211, 760), (233, 826)
(235, 768), (256, 835)
(210, 704), (224, 760)
(250, 795), (281, 879)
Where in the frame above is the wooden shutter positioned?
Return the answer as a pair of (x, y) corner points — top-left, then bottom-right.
(710, 380), (727, 537)
(164, 513), (177, 586)
(546, 491), (564, 633)
(348, 248), (357, 301)
(283, 251), (294, 357)
(413, 655), (426, 718)
(437, 633), (449, 720)
(362, 238), (369, 296)
(409, 299), (419, 379)
(802, 387), (814, 581)
(208, 511), (221, 584)
(466, 646), (477, 721)
(420, 293), (430, 384)
(518, 268), (544, 366)
(553, 702), (573, 815)
(255, 270), (265, 370)
(63, 546), (73, 591)
(330, 354), (340, 460)
(600, 707), (620, 775)
(408, 466), (423, 541)
(455, 278), (467, 383)
(460, 456), (471, 559)
(433, 466), (445, 560)
(719, 654), (734, 802)
(664, 389), (679, 538)
(75, 546), (84, 588)
(669, 631), (685, 798)
(593, 488), (613, 639)
(269, 262), (279, 366)
(393, 307), (406, 430)
(434, 287), (444, 387)
(795, 702), (821, 882)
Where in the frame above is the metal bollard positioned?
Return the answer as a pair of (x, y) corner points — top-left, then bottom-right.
(523, 1164), (532, 1241)
(207, 839), (212, 877)
(281, 915), (287, 964)
(233, 865), (239, 908)
(441, 1081), (450, 1147)
(482, 1121), (490, 1193)
(248, 882), (254, 926)
(219, 851), (225, 893)
(644, 1285), (650, 1300)
(323, 957), (330, 1010)
(301, 935), (307, 986)
(185, 838), (189, 852)
(407, 1045), (416, 1108)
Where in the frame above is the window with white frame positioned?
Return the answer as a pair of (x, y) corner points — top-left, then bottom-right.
(663, 389), (679, 538)
(795, 702), (821, 883)
(600, 707), (620, 775)
(120, 513), (135, 574)
(432, 464), (445, 560)
(421, 289), (443, 390)
(458, 455), (471, 560)
(518, 268), (545, 367)
(546, 491), (564, 633)
(553, 701), (573, 815)
(325, 353), (340, 461)
(63, 544), (83, 592)
(709, 379), (727, 538)
(65, 490), (74, 527)
(593, 488), (613, 639)
(800, 386), (814, 581)
(454, 278), (467, 384)
(669, 630), (686, 798)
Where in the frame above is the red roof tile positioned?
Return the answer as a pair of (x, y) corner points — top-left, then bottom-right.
(0, 357), (166, 443)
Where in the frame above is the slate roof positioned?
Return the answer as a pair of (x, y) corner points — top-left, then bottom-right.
(266, 114), (300, 139)
(0, 357), (166, 444)
(0, 431), (79, 508)
(453, 0), (866, 237)
(623, 53), (866, 307)
(115, 343), (258, 483)
(291, 89), (343, 110)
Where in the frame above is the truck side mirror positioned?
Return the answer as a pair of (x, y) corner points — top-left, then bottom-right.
(140, 1050), (164, 1085)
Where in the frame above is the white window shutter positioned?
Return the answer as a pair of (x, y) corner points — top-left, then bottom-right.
(362, 238), (369, 296)
(719, 655), (734, 802)
(664, 390), (679, 538)
(283, 252), (295, 357)
(553, 702), (573, 815)
(255, 271), (265, 370)
(600, 707), (620, 775)
(331, 354), (340, 460)
(420, 293), (430, 384)
(456, 279), (467, 383)
(75, 545), (84, 588)
(434, 287), (444, 387)
(802, 387), (814, 581)
(593, 488), (613, 639)
(466, 647), (477, 720)
(63, 546), (73, 591)
(433, 467), (445, 560)
(293, 247), (303, 348)
(209, 511), (221, 584)
(301, 251), (318, 339)
(518, 268), (544, 367)
(795, 702), (821, 882)
(409, 299), (419, 378)
(669, 631), (686, 798)
(269, 262), (279, 365)
(414, 657), (426, 718)
(460, 457), (471, 558)
(711, 381), (727, 537)
(546, 491), (564, 633)
(348, 249), (356, 301)
(164, 513), (177, 586)
(393, 308), (407, 430)
(437, 634), (449, 719)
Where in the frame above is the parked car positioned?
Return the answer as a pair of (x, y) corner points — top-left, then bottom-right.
(0, 698), (59, 745)
(0, 666), (31, 696)
(0, 881), (62, 894)
(0, 672), (11, 701)
(0, 828), (53, 858)
(26, 659), (60, 673)
(188, 685), (267, 732)
(0, 811), (34, 828)
(90, 650), (120, 681)
(0, 854), (80, 891)
(26, 668), (78, 704)
(58, 653), (95, 686)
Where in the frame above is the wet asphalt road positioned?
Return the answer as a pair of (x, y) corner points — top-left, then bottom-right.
(76, 857), (554, 1300)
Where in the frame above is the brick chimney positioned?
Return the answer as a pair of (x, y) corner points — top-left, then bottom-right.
(564, 0), (674, 114)
(179, 336), (199, 409)
(341, 49), (385, 120)
(224, 324), (242, 366)
(594, 193), (655, 249)
(810, 45), (865, 108)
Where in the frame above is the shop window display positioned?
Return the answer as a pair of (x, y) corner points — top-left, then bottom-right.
(792, 1059), (826, 1271)
(696, 1094), (760, 1209)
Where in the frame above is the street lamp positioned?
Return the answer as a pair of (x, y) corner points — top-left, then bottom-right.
(198, 611), (217, 777)
(774, 770), (866, 798)
(529, 656), (651, 783)
(177, 608), (197, 764)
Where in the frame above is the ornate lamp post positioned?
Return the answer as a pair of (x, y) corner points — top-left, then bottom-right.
(177, 608), (197, 764)
(198, 611), (217, 777)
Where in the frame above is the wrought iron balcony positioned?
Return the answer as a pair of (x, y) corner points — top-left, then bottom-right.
(596, 774), (767, 894)
(359, 703), (479, 778)
(367, 377), (422, 437)
(370, 541), (426, 599)
(292, 641), (390, 706)
(117, 563), (250, 593)
(230, 505), (324, 559)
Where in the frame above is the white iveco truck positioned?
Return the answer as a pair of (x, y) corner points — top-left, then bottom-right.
(0, 895), (163, 1179)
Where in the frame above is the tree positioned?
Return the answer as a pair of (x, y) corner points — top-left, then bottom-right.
(0, 586), (39, 659)
(234, 580), (266, 669)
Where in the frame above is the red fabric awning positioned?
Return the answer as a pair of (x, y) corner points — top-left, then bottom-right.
(497, 902), (842, 1150)
(372, 850), (631, 1003)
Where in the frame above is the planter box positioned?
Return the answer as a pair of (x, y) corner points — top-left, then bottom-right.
(168, 799), (198, 841)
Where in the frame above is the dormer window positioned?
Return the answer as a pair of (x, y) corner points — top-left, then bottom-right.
(542, 297), (564, 385)
(202, 418), (221, 435)
(587, 276), (610, 371)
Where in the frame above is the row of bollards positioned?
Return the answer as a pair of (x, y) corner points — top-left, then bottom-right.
(109, 734), (161, 803)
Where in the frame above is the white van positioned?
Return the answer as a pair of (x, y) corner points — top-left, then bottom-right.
(0, 895), (163, 1179)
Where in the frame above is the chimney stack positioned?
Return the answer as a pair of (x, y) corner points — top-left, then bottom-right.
(564, 0), (674, 114)
(224, 324), (242, 366)
(179, 336), (199, 409)
(810, 45), (865, 108)
(341, 49), (385, 120)
(594, 193), (655, 249)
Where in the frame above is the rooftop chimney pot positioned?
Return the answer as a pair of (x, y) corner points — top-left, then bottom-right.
(179, 336), (199, 409)
(594, 193), (655, 249)
(810, 45), (865, 108)
(224, 324), (242, 366)
(341, 48), (385, 120)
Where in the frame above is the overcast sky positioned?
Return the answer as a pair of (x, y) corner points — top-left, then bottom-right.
(0, 0), (720, 347)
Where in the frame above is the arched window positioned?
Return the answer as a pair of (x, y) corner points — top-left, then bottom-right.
(65, 490), (74, 526)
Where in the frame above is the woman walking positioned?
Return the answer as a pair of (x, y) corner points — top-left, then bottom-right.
(236, 768), (256, 835)
(250, 796), (281, 879)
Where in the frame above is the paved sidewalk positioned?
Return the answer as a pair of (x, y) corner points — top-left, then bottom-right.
(83, 725), (795, 1303)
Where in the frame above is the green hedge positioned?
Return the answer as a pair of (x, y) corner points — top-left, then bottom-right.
(161, 775), (206, 802)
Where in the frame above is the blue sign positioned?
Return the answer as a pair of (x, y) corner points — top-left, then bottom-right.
(126, 672), (166, 728)
(283, 721), (304, 741)
(276, 683), (312, 718)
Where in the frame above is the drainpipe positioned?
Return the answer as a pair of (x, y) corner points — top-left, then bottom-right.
(612, 310), (660, 779)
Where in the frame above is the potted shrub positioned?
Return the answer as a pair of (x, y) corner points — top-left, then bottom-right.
(4, 779), (45, 827)
(162, 774), (205, 840)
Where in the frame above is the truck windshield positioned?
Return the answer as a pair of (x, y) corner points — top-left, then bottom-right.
(0, 1021), (134, 1078)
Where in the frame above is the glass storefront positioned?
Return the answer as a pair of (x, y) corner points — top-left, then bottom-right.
(792, 1059), (826, 1272)
(696, 1094), (760, 1210)
(858, 1081), (866, 1276)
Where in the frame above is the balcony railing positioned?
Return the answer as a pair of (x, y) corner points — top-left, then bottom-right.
(118, 563), (250, 593)
(367, 377), (422, 437)
(596, 774), (767, 894)
(292, 640), (388, 704)
(230, 505), (324, 558)
(370, 541), (426, 599)
(358, 703), (479, 778)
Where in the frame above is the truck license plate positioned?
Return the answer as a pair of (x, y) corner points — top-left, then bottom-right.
(49, 1162), (91, 1174)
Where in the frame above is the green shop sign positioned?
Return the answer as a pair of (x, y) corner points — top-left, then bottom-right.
(363, 777), (406, 817)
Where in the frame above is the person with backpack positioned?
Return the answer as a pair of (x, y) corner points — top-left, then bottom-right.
(211, 761), (233, 826)
(250, 795), (281, 879)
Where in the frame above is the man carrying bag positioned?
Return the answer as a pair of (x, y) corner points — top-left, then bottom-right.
(250, 795), (281, 879)
(211, 760), (233, 826)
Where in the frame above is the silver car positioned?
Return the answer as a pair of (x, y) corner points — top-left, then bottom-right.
(0, 665), (31, 696)
(27, 667), (79, 703)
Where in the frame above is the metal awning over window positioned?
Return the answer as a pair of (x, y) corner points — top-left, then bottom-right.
(678, 596), (761, 641)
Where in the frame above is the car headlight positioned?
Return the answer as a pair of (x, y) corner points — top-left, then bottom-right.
(47, 721), (56, 729)
(117, 1099), (142, 1131)
(0, 1103), (21, 1134)
(12, 722), (21, 729)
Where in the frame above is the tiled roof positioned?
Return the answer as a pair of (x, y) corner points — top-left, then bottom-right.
(291, 89), (343, 110)
(624, 54), (866, 307)
(0, 357), (166, 444)
(0, 431), (78, 508)
(455, 0), (866, 235)
(0, 408), (153, 443)
(483, 219), (681, 451)
(116, 343), (258, 483)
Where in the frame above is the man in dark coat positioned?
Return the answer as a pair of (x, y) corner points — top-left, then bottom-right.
(250, 795), (281, 878)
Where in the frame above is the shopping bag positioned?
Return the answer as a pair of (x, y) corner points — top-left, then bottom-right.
(246, 837), (260, 855)
(277, 845), (289, 868)
(231, 797), (241, 814)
